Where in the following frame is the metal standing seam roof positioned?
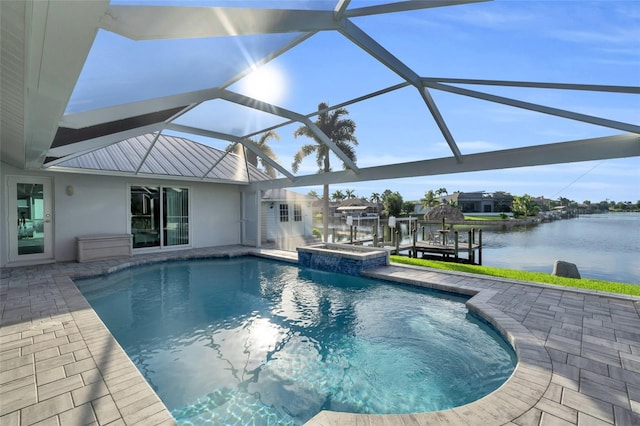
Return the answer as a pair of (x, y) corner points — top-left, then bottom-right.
(51, 133), (271, 183)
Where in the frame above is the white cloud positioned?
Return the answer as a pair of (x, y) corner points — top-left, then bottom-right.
(549, 27), (640, 46)
(440, 8), (536, 30)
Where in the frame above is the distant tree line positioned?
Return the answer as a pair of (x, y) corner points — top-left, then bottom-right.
(308, 185), (640, 218)
(553, 198), (640, 213)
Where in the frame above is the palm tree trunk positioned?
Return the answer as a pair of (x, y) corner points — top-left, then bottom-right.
(322, 156), (331, 242)
(323, 183), (329, 242)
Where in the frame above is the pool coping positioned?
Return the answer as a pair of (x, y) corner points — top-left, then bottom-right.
(1, 245), (639, 425)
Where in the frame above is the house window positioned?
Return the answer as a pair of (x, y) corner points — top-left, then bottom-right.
(461, 202), (475, 213)
(294, 204), (302, 222)
(130, 186), (189, 249)
(279, 204), (289, 222)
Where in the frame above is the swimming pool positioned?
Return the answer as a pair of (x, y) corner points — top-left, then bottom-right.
(77, 257), (516, 425)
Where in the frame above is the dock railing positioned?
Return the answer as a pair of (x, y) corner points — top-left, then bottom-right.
(332, 217), (482, 265)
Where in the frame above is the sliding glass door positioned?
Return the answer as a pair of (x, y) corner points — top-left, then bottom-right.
(130, 186), (189, 249)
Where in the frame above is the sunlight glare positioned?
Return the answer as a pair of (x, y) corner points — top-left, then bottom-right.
(249, 317), (281, 352)
(241, 64), (287, 105)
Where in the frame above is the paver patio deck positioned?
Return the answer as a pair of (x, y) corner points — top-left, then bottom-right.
(1, 246), (639, 425)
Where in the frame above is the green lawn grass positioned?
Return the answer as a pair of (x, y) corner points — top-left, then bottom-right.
(463, 215), (503, 221)
(389, 255), (640, 296)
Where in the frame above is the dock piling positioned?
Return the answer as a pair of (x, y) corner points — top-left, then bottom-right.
(454, 231), (459, 259)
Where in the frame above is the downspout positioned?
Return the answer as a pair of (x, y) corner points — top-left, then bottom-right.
(256, 186), (262, 248)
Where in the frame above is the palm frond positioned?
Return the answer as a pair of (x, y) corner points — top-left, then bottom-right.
(234, 130), (281, 177)
(337, 144), (357, 167)
(257, 130), (280, 148)
(292, 102), (359, 174)
(292, 143), (317, 173)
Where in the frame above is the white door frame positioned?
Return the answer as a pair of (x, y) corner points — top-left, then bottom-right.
(7, 175), (54, 263)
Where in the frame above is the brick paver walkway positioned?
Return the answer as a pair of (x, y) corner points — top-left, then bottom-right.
(1, 246), (638, 425)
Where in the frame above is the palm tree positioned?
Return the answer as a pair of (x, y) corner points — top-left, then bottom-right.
(292, 102), (358, 241)
(226, 130), (280, 178)
(420, 190), (438, 210)
(331, 190), (346, 202)
(345, 189), (357, 199)
(370, 192), (381, 204)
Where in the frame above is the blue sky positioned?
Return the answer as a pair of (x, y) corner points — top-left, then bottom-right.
(75, 0), (639, 203)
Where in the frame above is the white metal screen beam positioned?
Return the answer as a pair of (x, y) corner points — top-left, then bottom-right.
(338, 19), (420, 85)
(338, 19), (463, 161)
(200, 143), (239, 182)
(46, 123), (164, 159)
(61, 88), (221, 129)
(241, 82), (411, 140)
(101, 6), (338, 40)
(134, 131), (162, 175)
(101, 2), (487, 40)
(255, 133), (640, 190)
(425, 81), (640, 134)
(345, 0), (490, 18)
(418, 87), (463, 159)
(420, 77), (640, 94)
(165, 123), (296, 181)
(219, 90), (360, 173)
(334, 0), (351, 18)
(61, 30), (314, 129)
(217, 32), (316, 91)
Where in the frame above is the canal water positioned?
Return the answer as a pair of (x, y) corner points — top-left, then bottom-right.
(478, 212), (639, 284)
(323, 213), (639, 284)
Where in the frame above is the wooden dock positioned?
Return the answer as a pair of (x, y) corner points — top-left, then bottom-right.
(387, 228), (484, 265)
(390, 241), (482, 264)
(339, 225), (484, 265)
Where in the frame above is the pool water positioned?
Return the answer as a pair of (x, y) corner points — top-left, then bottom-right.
(77, 257), (516, 425)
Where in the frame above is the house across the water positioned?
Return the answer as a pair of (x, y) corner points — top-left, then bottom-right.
(444, 191), (514, 214)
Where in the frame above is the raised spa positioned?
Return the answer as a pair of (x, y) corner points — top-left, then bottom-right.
(297, 243), (389, 275)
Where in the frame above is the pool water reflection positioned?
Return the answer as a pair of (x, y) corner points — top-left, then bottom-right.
(77, 257), (516, 425)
